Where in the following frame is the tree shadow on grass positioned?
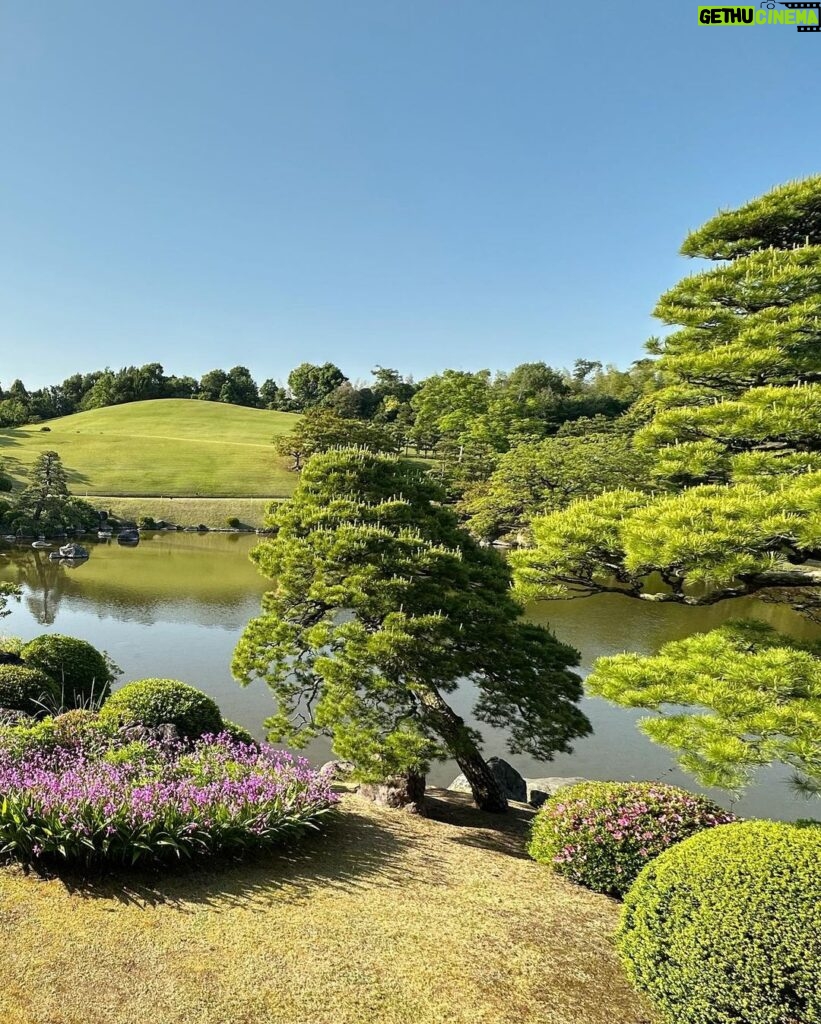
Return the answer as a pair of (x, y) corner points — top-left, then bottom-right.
(423, 789), (535, 861)
(34, 807), (447, 911)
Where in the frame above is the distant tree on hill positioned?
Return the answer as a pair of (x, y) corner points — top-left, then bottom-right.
(287, 362), (347, 409)
(275, 409), (399, 471)
(198, 369), (229, 403)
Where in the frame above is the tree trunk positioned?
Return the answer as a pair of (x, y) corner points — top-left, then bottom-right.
(417, 686), (509, 813)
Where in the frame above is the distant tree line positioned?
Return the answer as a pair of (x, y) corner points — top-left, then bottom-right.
(0, 357), (653, 475)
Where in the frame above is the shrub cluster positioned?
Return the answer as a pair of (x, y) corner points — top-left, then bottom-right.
(617, 820), (821, 1024)
(528, 781), (735, 897)
(0, 664), (59, 715)
(99, 678), (224, 739)
(0, 729), (337, 867)
(20, 634), (116, 706)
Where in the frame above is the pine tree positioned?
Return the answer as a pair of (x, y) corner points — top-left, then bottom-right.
(233, 449), (590, 812)
(513, 178), (821, 797)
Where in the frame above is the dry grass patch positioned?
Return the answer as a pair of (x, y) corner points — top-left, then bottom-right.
(0, 792), (651, 1024)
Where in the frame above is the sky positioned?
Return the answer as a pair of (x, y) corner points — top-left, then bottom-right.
(1, 1), (819, 391)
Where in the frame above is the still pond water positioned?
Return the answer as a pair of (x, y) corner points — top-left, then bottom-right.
(1, 532), (818, 821)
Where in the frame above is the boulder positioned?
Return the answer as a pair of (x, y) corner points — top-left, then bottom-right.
(319, 759), (356, 780)
(358, 772), (426, 814)
(447, 757), (527, 803)
(524, 776), (588, 808)
(120, 722), (182, 749)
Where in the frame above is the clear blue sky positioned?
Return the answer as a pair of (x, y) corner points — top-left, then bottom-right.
(1, 1), (819, 390)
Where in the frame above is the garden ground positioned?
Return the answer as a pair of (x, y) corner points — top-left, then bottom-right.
(0, 791), (650, 1024)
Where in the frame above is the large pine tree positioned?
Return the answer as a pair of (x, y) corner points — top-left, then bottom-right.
(513, 177), (821, 796)
(233, 449), (590, 812)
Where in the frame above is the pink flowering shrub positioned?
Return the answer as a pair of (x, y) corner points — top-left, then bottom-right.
(0, 730), (338, 867)
(528, 781), (736, 897)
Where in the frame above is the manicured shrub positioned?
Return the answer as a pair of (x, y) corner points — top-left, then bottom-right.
(20, 634), (116, 707)
(221, 719), (257, 745)
(226, 516), (241, 529)
(0, 664), (59, 715)
(0, 636), (24, 659)
(617, 820), (821, 1024)
(137, 516), (157, 530)
(528, 781), (735, 897)
(100, 678), (223, 739)
(0, 730), (337, 867)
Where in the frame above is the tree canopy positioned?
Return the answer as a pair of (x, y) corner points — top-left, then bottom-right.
(587, 621), (821, 797)
(513, 176), (821, 798)
(233, 449), (589, 812)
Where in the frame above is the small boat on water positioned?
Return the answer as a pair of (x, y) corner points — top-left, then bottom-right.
(49, 543), (90, 562)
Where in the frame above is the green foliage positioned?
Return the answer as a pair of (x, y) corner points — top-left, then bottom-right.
(100, 679), (223, 739)
(681, 174), (821, 258)
(462, 432), (650, 540)
(287, 362), (347, 409)
(0, 586), (20, 619)
(220, 719), (256, 745)
(233, 449), (589, 803)
(529, 781), (735, 897)
(617, 820), (821, 1024)
(226, 516), (241, 528)
(587, 620), (821, 795)
(20, 634), (118, 707)
(275, 408), (399, 471)
(0, 664), (59, 715)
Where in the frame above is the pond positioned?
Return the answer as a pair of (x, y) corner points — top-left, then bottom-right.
(1, 532), (818, 821)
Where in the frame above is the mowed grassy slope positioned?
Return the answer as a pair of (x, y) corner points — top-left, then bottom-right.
(0, 400), (300, 498)
(0, 794), (650, 1024)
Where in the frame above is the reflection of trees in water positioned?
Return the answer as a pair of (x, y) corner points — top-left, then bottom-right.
(2, 550), (73, 626)
(0, 546), (262, 629)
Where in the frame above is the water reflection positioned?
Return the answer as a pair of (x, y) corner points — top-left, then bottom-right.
(1, 532), (819, 821)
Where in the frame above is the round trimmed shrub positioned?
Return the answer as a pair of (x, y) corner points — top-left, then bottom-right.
(617, 820), (821, 1024)
(0, 664), (59, 715)
(20, 634), (115, 706)
(221, 719), (257, 745)
(99, 679), (223, 739)
(528, 781), (736, 897)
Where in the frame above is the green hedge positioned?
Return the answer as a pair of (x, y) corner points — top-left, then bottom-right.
(0, 664), (60, 715)
(21, 634), (115, 706)
(99, 679), (223, 739)
(617, 820), (821, 1024)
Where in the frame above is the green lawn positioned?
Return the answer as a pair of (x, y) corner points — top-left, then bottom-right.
(0, 400), (300, 498)
(0, 792), (650, 1024)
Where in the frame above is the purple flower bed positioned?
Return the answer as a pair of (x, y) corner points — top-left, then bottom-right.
(0, 732), (338, 866)
(528, 781), (736, 897)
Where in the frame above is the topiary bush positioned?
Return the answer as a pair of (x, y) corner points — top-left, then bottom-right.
(617, 820), (821, 1024)
(528, 781), (736, 897)
(0, 664), (60, 715)
(226, 516), (241, 529)
(99, 678), (223, 739)
(20, 634), (117, 707)
(221, 719), (257, 745)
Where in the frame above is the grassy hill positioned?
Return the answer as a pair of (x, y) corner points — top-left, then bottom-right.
(0, 400), (300, 502)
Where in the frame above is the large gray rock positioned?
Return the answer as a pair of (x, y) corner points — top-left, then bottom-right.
(319, 759), (356, 781)
(447, 757), (527, 803)
(524, 776), (588, 808)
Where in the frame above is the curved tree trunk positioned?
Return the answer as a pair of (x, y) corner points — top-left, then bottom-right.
(417, 685), (508, 813)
